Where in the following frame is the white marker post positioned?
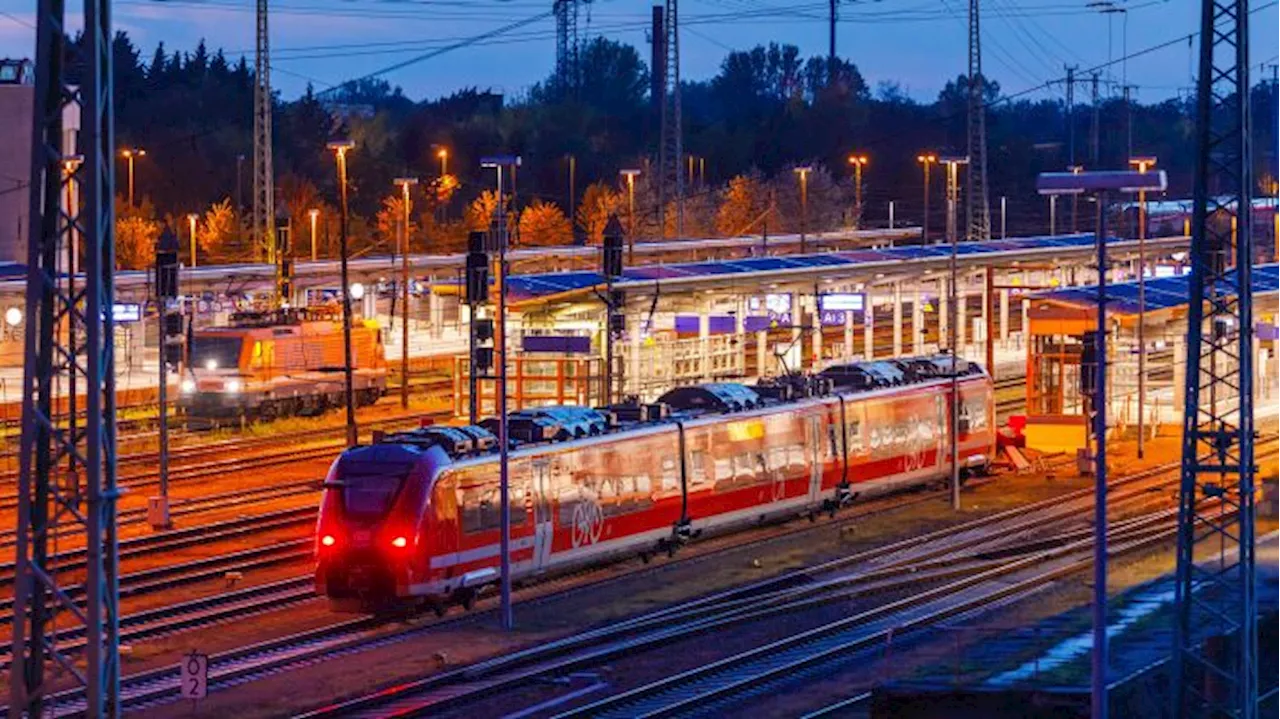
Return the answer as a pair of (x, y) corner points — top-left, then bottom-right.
(180, 651), (209, 708)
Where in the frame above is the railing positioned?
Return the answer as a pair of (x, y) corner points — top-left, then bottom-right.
(452, 355), (603, 417)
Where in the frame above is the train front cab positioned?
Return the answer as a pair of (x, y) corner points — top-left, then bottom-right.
(315, 444), (435, 611)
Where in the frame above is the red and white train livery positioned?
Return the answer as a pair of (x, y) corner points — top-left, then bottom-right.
(314, 354), (996, 612)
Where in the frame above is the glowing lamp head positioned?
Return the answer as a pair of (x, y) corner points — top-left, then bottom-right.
(5, 307), (22, 327)
(320, 534), (336, 547)
(349, 282), (365, 301)
(225, 379), (242, 394)
(391, 536), (408, 549)
(180, 379), (196, 393)
(205, 358), (218, 370)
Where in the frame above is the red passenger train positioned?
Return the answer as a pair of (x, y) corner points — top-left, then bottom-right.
(314, 354), (996, 612)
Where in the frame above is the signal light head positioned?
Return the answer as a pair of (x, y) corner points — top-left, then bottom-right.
(391, 536), (408, 549)
(320, 534), (336, 547)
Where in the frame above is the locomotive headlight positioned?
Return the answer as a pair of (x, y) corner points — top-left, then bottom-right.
(225, 379), (242, 394)
(205, 358), (218, 370)
(391, 536), (408, 549)
(180, 379), (196, 393)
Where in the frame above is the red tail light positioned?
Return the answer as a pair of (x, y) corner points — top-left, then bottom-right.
(320, 534), (336, 547)
(391, 536), (408, 549)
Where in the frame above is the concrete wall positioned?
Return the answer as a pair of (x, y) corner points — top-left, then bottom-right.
(0, 84), (33, 265)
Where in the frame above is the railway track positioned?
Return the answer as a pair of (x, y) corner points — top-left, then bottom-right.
(21, 454), (1183, 718)
(288, 460), (1194, 719)
(0, 479), (319, 550)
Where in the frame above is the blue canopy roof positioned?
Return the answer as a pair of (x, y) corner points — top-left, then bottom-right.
(504, 233), (1110, 302)
(1032, 264), (1279, 315)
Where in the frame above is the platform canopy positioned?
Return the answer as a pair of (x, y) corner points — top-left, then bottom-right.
(1030, 263), (1279, 317)
(503, 233), (1141, 303)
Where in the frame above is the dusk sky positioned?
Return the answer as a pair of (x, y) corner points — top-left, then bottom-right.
(0, 0), (1276, 104)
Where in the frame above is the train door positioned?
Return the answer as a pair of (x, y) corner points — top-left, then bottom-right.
(530, 459), (554, 571)
(807, 415), (822, 504)
(935, 394), (947, 471)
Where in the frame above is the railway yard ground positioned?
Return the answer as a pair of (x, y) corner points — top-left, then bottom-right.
(0, 413), (1263, 718)
(0, 371), (1264, 711)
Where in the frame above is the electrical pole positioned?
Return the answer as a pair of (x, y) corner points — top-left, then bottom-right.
(480, 156), (521, 632)
(328, 140), (358, 448)
(12, 0), (120, 709)
(1065, 65), (1077, 168)
(966, 0), (991, 242)
(395, 177), (418, 410)
(942, 156), (967, 512)
(1090, 71), (1101, 169)
(253, 0), (275, 265)
(829, 0), (838, 87)
(658, 0), (683, 237)
(1173, 0), (1257, 712)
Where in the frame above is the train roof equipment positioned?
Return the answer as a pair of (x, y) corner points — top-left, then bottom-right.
(360, 354), (990, 457)
(657, 383), (764, 414)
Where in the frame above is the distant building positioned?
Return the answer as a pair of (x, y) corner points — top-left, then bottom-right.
(0, 59), (78, 266)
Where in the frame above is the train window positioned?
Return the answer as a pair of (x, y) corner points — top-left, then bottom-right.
(828, 425), (839, 458)
(633, 474), (652, 495)
(768, 446), (788, 474)
(690, 451), (708, 486)
(338, 463), (411, 519)
(846, 415), (865, 455)
(661, 458), (679, 492)
(714, 456), (732, 484)
(190, 337), (242, 371)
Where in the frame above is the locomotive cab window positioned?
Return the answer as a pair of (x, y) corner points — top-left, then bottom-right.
(190, 337), (242, 371)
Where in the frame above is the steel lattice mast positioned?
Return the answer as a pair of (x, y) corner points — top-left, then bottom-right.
(1172, 0), (1257, 714)
(657, 0), (682, 237)
(253, 0), (276, 263)
(965, 0), (991, 242)
(553, 0), (580, 98)
(10, 0), (120, 711)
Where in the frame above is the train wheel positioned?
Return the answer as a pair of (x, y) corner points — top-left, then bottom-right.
(432, 603), (447, 618)
(259, 402), (278, 421)
(639, 551), (652, 565)
(460, 591), (476, 612)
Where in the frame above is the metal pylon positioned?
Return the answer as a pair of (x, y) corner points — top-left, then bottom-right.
(657, 0), (683, 237)
(10, 0), (120, 712)
(965, 0), (990, 242)
(253, 0), (276, 264)
(554, 0), (580, 98)
(1172, 0), (1257, 715)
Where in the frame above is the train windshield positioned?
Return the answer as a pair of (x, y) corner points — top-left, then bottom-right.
(190, 337), (243, 371)
(339, 463), (412, 519)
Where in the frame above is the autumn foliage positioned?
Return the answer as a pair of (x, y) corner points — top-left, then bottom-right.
(517, 200), (573, 246)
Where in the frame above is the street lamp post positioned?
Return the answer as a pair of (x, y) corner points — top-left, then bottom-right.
(481, 154), (522, 633)
(328, 139), (359, 448)
(120, 147), (145, 207)
(391, 176), (417, 406)
(567, 155), (577, 239)
(940, 155), (968, 512)
(1127, 156), (1156, 458)
(1037, 168), (1168, 719)
(620, 169), (641, 263)
(308, 208), (319, 262)
(794, 166), (812, 253)
(917, 154), (938, 243)
(848, 155), (868, 230)
(187, 213), (199, 268)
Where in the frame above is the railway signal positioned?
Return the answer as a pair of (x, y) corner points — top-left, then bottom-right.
(602, 214), (624, 404)
(466, 229), (491, 425)
(152, 228), (182, 530)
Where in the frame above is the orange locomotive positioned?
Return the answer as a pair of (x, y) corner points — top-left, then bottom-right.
(314, 354), (996, 614)
(179, 309), (387, 420)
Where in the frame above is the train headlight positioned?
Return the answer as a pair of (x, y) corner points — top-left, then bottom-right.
(225, 379), (241, 394)
(180, 379), (196, 393)
(205, 358), (218, 370)
(390, 536), (408, 549)
(320, 534), (336, 547)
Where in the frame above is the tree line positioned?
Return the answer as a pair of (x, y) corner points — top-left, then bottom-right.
(86, 32), (1278, 268)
